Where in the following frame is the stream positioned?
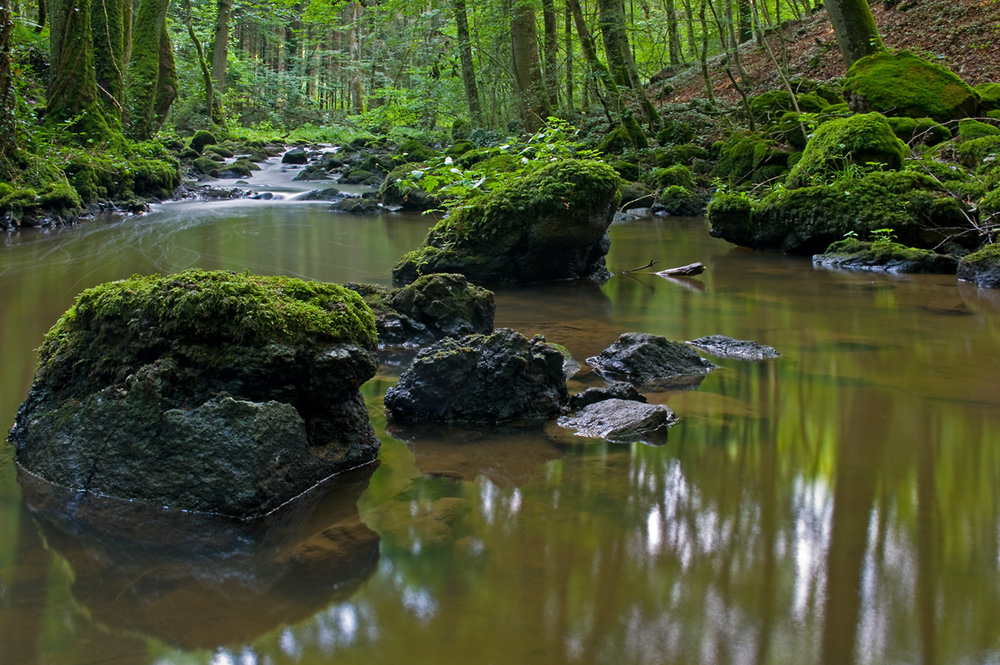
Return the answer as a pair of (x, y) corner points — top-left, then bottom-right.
(2, 157), (1000, 665)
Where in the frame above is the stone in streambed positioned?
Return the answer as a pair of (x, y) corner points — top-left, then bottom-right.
(688, 335), (782, 361)
(556, 398), (676, 444)
(586, 332), (715, 389)
(8, 270), (380, 518)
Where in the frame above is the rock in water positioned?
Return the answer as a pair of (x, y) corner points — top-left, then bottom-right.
(556, 399), (676, 444)
(384, 328), (568, 424)
(688, 335), (781, 361)
(392, 159), (620, 285)
(587, 332), (716, 388)
(8, 270), (381, 518)
(958, 245), (1000, 288)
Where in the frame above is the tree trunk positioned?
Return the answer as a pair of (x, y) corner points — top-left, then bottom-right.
(124, 0), (167, 139)
(152, 21), (177, 131)
(348, 1), (364, 115)
(48, 0), (116, 141)
(91, 0), (128, 122)
(824, 0), (883, 66)
(453, 0), (482, 123)
(182, 0), (221, 123)
(510, 0), (548, 132)
(564, 2), (573, 110)
(210, 0), (231, 116)
(0, 0), (13, 161)
(666, 0), (681, 65)
(596, 0), (659, 130)
(541, 0), (559, 110)
(697, 0), (715, 104)
(737, 0), (752, 42)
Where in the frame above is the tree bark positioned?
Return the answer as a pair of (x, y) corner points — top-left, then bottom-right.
(90, 0), (128, 122)
(596, 0), (659, 130)
(182, 0), (221, 123)
(152, 20), (177, 131)
(510, 0), (548, 132)
(666, 0), (681, 65)
(210, 0), (232, 116)
(348, 1), (364, 115)
(0, 0), (13, 161)
(564, 3), (573, 110)
(541, 0), (559, 110)
(823, 0), (883, 66)
(124, 0), (168, 139)
(453, 0), (482, 123)
(737, 0), (752, 42)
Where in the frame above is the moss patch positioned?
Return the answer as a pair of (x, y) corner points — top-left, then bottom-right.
(814, 238), (958, 274)
(788, 113), (908, 188)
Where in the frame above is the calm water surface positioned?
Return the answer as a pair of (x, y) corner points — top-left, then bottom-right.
(2, 163), (1000, 665)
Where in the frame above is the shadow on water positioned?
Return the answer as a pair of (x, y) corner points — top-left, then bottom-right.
(17, 464), (381, 651)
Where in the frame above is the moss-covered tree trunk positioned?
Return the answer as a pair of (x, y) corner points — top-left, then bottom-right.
(210, 0), (232, 119)
(824, 0), (884, 66)
(91, 0), (130, 123)
(0, 0), (14, 163)
(596, 0), (659, 130)
(541, 0), (559, 111)
(47, 0), (117, 142)
(510, 0), (549, 133)
(452, 0), (482, 124)
(125, 0), (168, 139)
(152, 22), (177, 130)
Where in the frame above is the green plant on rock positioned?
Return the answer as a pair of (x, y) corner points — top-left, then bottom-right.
(870, 227), (896, 246)
(787, 112), (908, 188)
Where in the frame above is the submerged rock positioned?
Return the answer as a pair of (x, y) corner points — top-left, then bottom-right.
(586, 332), (715, 389)
(329, 195), (382, 215)
(384, 328), (568, 424)
(392, 159), (620, 285)
(957, 245), (1000, 288)
(281, 147), (309, 164)
(813, 238), (958, 274)
(688, 335), (781, 361)
(556, 398), (676, 444)
(346, 273), (495, 347)
(300, 186), (344, 202)
(568, 382), (647, 410)
(9, 270), (380, 518)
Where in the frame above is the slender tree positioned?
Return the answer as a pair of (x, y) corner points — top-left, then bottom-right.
(824, 0), (884, 66)
(0, 0), (13, 162)
(453, 0), (482, 123)
(596, 0), (659, 129)
(541, 0), (559, 110)
(510, 0), (548, 132)
(210, 0), (232, 117)
(91, 0), (130, 123)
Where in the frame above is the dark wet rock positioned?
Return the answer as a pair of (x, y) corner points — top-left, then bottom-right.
(339, 168), (384, 186)
(293, 164), (335, 181)
(556, 398), (676, 444)
(688, 335), (781, 361)
(586, 332), (716, 389)
(281, 147), (309, 164)
(813, 238), (958, 274)
(251, 191), (275, 200)
(329, 195), (382, 215)
(958, 245), (1000, 288)
(568, 382), (647, 410)
(300, 186), (344, 202)
(384, 328), (569, 424)
(176, 183), (252, 200)
(9, 270), (380, 518)
(392, 159), (620, 286)
(20, 466), (380, 650)
(346, 273), (495, 347)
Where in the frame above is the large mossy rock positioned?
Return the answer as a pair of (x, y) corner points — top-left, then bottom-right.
(708, 171), (971, 255)
(391, 159), (620, 285)
(9, 270), (380, 518)
(346, 273), (495, 347)
(813, 238), (958, 274)
(844, 51), (978, 123)
(958, 245), (1000, 288)
(787, 113), (908, 188)
(383, 328), (569, 424)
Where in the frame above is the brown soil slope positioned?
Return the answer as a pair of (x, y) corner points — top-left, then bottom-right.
(663, 0), (1000, 105)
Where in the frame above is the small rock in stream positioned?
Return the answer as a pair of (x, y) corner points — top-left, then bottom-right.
(556, 398), (676, 444)
(688, 334), (781, 361)
(586, 332), (715, 389)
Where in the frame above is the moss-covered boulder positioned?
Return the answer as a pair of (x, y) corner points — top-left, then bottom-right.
(392, 159), (620, 285)
(379, 163), (438, 212)
(654, 185), (709, 216)
(395, 139), (437, 164)
(346, 273), (495, 347)
(708, 171), (972, 254)
(383, 328), (569, 424)
(958, 245), (1000, 287)
(975, 82), (1000, 114)
(189, 130), (217, 154)
(844, 51), (979, 123)
(712, 131), (791, 185)
(787, 112), (908, 188)
(9, 270), (380, 518)
(813, 238), (958, 274)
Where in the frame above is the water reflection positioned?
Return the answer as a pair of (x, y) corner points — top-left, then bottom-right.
(19, 466), (380, 651)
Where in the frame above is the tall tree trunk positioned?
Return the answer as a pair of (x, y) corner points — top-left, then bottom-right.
(152, 21), (177, 131)
(210, 0), (231, 116)
(737, 0), (752, 42)
(453, 0), (482, 123)
(824, 0), (883, 66)
(681, 0), (697, 62)
(510, 0), (548, 132)
(541, 0), (559, 110)
(697, 0), (715, 104)
(666, 0), (681, 65)
(37, 0), (47, 31)
(0, 0), (13, 162)
(564, 2), (573, 110)
(48, 0), (116, 141)
(596, 0), (659, 130)
(91, 0), (128, 122)
(182, 0), (221, 123)
(124, 0), (167, 139)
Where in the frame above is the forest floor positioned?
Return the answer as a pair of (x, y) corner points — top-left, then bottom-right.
(660, 0), (1000, 106)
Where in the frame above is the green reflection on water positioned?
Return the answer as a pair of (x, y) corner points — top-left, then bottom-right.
(2, 211), (1000, 665)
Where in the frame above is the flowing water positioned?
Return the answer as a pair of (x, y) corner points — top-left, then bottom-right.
(2, 160), (1000, 665)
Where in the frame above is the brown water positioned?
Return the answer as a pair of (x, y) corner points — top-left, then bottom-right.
(2, 172), (1000, 665)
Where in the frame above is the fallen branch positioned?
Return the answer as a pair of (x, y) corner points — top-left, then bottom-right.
(656, 262), (706, 277)
(623, 259), (657, 274)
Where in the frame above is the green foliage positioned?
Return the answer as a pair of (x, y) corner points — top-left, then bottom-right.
(643, 165), (695, 190)
(713, 131), (790, 185)
(958, 119), (1000, 141)
(975, 82), (1000, 113)
(787, 113), (908, 188)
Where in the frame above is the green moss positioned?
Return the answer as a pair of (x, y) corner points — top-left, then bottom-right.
(643, 165), (694, 190)
(887, 116), (917, 141)
(396, 139), (437, 164)
(980, 188), (1000, 219)
(41, 270), (377, 380)
(787, 113), (908, 188)
(957, 136), (1000, 168)
(960, 243), (1000, 268)
(750, 90), (794, 121)
(657, 185), (706, 216)
(0, 183), (13, 199)
(205, 144), (236, 158)
(0, 188), (38, 212)
(38, 182), (83, 212)
(609, 160), (640, 182)
(844, 50), (978, 123)
(913, 118), (951, 146)
(958, 119), (1000, 141)
(189, 130), (217, 154)
(656, 120), (696, 145)
(713, 131), (790, 184)
(976, 82), (1000, 113)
